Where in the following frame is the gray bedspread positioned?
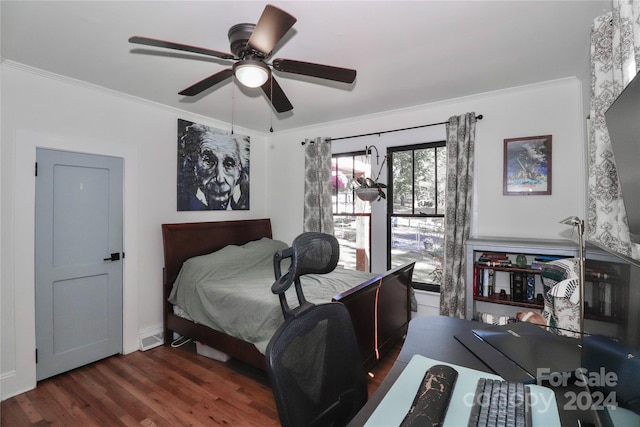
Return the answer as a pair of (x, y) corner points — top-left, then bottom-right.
(168, 237), (376, 354)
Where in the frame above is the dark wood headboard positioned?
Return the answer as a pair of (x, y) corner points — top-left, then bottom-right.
(161, 219), (272, 287)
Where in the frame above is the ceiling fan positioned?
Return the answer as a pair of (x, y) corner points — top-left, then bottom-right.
(128, 4), (357, 113)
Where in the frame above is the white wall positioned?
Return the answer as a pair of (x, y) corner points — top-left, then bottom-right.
(0, 62), (269, 399)
(267, 78), (587, 273)
(1, 62), (587, 400)
(413, 290), (441, 317)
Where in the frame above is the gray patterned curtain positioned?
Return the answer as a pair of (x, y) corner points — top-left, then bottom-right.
(588, 1), (640, 260)
(303, 137), (335, 234)
(440, 113), (476, 318)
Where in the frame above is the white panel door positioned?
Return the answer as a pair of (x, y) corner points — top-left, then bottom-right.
(35, 148), (123, 381)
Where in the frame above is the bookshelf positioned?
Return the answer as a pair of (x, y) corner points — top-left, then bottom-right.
(582, 248), (630, 324)
(464, 236), (578, 320)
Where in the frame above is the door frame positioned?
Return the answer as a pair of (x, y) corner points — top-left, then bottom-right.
(8, 129), (138, 394)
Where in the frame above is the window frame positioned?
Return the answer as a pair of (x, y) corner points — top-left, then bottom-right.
(386, 141), (446, 292)
(331, 150), (372, 272)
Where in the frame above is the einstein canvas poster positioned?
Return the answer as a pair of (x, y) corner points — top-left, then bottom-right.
(177, 119), (250, 211)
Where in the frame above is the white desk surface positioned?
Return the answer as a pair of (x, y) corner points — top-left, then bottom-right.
(364, 354), (561, 427)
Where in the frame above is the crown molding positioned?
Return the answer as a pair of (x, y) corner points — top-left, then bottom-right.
(1, 60), (266, 137)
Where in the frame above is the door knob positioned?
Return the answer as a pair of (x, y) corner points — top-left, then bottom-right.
(103, 253), (121, 261)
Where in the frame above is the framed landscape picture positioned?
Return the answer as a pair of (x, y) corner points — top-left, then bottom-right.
(503, 135), (552, 195)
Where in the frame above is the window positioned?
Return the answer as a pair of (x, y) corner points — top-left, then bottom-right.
(388, 142), (446, 291)
(331, 152), (371, 271)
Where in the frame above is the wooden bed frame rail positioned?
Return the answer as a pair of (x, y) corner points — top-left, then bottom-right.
(333, 262), (415, 368)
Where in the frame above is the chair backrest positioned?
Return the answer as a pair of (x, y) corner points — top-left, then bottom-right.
(272, 231), (340, 319)
(266, 232), (368, 427)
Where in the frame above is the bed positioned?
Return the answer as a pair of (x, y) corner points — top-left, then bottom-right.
(161, 219), (415, 371)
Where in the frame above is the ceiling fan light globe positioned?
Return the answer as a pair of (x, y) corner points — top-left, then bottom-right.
(233, 60), (270, 88)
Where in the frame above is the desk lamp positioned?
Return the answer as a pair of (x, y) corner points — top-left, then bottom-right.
(559, 216), (585, 336)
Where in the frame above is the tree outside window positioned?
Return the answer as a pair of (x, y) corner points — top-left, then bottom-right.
(388, 142), (446, 290)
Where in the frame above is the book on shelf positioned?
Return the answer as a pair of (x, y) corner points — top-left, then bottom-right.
(526, 274), (536, 303)
(585, 263), (619, 280)
(483, 269), (490, 297)
(475, 265), (483, 296)
(533, 255), (564, 262)
(585, 279), (624, 319)
(530, 261), (548, 270)
(479, 252), (509, 260)
(528, 255), (566, 270)
(478, 260), (513, 268)
(473, 266), (495, 297)
(476, 255), (513, 267)
(473, 265), (479, 296)
(599, 282), (612, 317)
(486, 269), (495, 297)
(510, 271), (526, 302)
(586, 270), (616, 280)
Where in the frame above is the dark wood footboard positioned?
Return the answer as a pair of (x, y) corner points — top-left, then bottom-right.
(162, 219), (415, 372)
(333, 262), (415, 370)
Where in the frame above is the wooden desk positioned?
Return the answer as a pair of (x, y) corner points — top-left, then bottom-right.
(348, 315), (595, 426)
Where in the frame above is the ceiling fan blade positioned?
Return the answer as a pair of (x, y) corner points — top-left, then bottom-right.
(272, 58), (356, 83)
(248, 5), (297, 57)
(261, 76), (293, 113)
(178, 69), (234, 96)
(129, 36), (235, 60)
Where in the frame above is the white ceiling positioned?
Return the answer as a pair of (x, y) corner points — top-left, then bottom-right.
(1, 1), (611, 133)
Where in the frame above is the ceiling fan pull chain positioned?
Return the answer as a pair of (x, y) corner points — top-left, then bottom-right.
(269, 77), (274, 133)
(231, 78), (235, 135)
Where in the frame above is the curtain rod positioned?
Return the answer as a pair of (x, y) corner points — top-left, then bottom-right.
(300, 114), (483, 145)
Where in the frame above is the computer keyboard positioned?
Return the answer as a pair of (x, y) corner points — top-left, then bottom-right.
(467, 378), (532, 427)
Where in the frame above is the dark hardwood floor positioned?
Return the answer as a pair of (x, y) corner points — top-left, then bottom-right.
(1, 340), (401, 426)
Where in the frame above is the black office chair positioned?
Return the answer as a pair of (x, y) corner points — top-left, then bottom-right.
(265, 232), (368, 427)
